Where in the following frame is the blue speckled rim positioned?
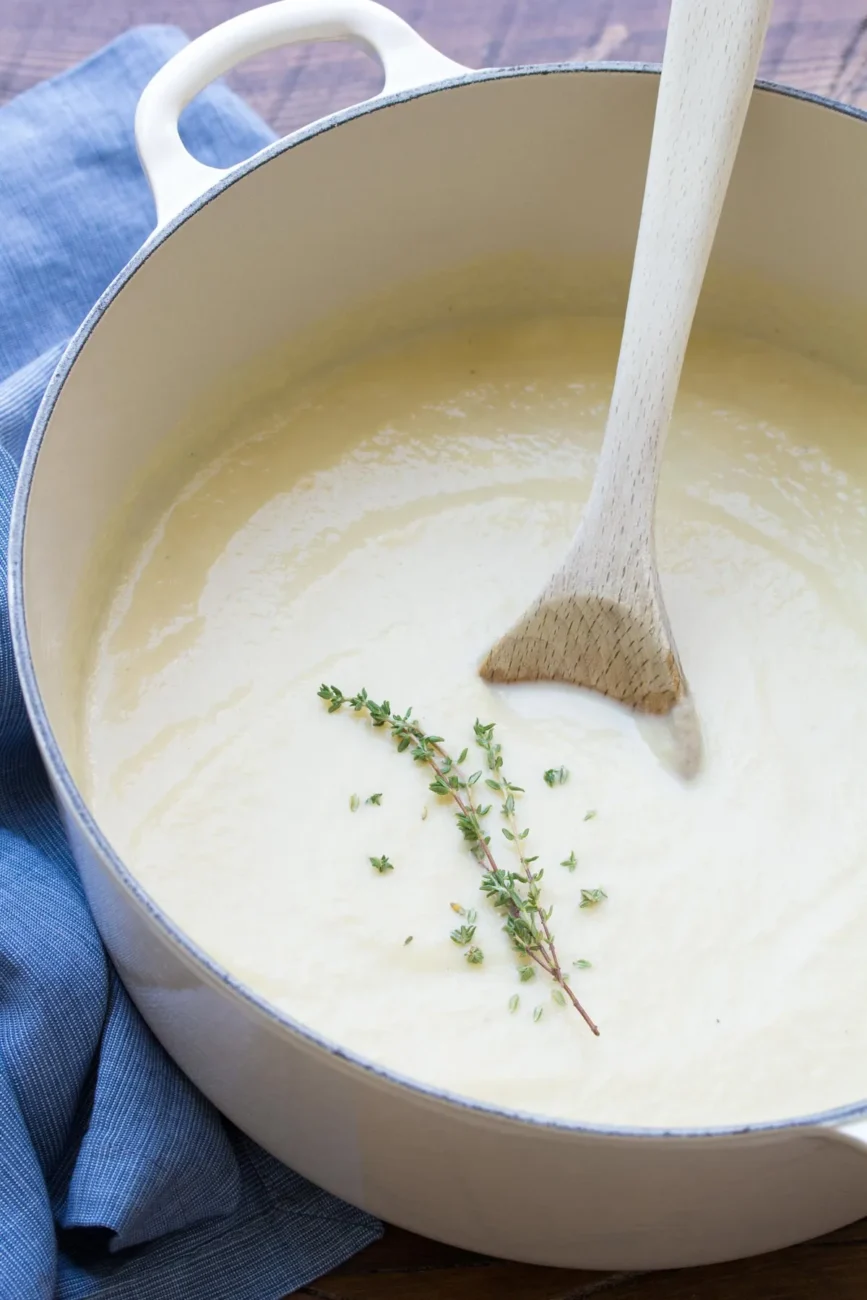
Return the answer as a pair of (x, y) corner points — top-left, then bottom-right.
(9, 62), (867, 1144)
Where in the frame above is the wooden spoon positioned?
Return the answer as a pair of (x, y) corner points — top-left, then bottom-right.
(480, 0), (772, 717)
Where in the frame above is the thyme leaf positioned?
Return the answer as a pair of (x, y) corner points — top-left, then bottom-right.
(580, 887), (607, 908)
(319, 684), (599, 1036)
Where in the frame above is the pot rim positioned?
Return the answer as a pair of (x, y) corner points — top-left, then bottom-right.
(10, 60), (867, 1144)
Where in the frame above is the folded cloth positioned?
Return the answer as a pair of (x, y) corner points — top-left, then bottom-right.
(0, 27), (381, 1300)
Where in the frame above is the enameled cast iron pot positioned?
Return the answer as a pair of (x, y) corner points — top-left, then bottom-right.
(10, 0), (867, 1270)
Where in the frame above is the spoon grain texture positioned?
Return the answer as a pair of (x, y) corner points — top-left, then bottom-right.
(480, 0), (773, 718)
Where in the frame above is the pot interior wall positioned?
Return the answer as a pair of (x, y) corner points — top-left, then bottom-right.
(21, 69), (867, 764)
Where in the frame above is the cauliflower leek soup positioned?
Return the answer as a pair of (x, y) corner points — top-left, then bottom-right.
(79, 268), (867, 1128)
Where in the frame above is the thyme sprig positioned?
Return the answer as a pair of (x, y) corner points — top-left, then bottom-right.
(318, 683), (599, 1036)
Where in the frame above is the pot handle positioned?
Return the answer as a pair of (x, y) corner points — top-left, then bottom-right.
(828, 1117), (867, 1152)
(135, 0), (469, 229)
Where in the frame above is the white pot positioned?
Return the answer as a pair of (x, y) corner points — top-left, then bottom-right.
(10, 0), (867, 1270)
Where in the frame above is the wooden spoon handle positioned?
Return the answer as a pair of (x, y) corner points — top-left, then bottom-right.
(585, 0), (772, 546)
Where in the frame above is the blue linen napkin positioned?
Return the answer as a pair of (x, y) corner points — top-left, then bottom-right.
(0, 27), (382, 1300)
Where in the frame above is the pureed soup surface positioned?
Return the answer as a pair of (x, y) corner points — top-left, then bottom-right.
(82, 315), (867, 1128)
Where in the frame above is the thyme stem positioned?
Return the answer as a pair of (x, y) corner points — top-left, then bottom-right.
(473, 723), (598, 1034)
(318, 684), (599, 1036)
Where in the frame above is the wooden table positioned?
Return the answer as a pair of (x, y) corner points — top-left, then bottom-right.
(4, 2), (867, 1296)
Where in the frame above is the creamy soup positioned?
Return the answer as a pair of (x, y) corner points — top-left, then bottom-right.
(81, 315), (867, 1128)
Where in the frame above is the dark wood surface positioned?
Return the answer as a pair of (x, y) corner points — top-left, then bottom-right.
(4, 2), (867, 1296)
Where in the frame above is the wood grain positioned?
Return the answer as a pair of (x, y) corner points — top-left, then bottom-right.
(308, 1219), (867, 1299)
(2, 1), (866, 1297)
(480, 0), (771, 726)
(3, 1), (867, 130)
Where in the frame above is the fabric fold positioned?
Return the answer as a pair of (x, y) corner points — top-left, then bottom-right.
(0, 26), (381, 1300)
